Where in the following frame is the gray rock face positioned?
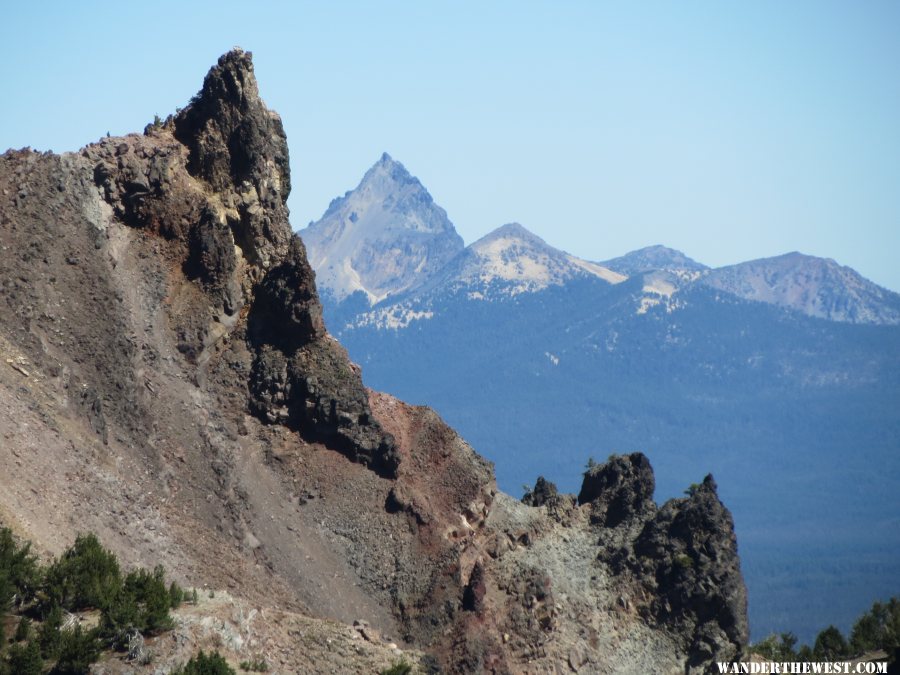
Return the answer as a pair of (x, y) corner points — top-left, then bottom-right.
(300, 153), (464, 303)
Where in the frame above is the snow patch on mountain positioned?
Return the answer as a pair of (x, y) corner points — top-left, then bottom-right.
(429, 223), (625, 299)
(349, 303), (435, 331)
(636, 271), (690, 315)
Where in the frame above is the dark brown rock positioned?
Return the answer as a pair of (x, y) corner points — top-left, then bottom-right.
(522, 475), (558, 507)
(628, 474), (748, 669)
(578, 452), (655, 527)
(174, 48), (291, 269)
(462, 561), (486, 613)
(247, 236), (397, 475)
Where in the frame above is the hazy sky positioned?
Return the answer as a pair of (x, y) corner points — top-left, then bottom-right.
(4, 1), (899, 290)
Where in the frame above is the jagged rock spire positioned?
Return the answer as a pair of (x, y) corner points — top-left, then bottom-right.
(175, 49), (290, 199)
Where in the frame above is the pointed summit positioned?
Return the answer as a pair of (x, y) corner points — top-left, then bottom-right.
(474, 222), (547, 247)
(174, 48), (291, 202)
(300, 155), (464, 303)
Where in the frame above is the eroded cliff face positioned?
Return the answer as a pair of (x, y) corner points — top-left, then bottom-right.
(0, 49), (747, 673)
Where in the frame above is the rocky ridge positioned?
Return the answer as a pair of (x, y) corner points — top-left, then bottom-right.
(0, 49), (747, 672)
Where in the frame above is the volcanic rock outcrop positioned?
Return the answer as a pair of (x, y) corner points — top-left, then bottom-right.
(0, 49), (747, 673)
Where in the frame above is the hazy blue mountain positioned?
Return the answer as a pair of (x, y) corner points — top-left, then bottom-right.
(300, 158), (900, 644)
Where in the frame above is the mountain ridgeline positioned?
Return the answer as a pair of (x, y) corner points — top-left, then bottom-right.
(0, 50), (751, 673)
(299, 155), (900, 644)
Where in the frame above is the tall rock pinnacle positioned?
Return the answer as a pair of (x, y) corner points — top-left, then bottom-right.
(87, 48), (397, 474)
(174, 48), (292, 270)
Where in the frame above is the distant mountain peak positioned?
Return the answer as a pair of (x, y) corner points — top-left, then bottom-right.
(601, 245), (707, 276)
(472, 222), (550, 249)
(484, 221), (536, 237)
(300, 155), (464, 303)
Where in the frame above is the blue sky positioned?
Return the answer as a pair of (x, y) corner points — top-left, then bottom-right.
(4, 1), (899, 290)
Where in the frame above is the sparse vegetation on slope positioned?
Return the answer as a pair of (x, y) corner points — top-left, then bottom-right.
(173, 650), (236, 675)
(0, 526), (182, 674)
(751, 597), (900, 665)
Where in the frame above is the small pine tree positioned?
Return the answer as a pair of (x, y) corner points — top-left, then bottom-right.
(52, 624), (102, 674)
(39, 604), (64, 658)
(0, 570), (12, 615)
(173, 649), (236, 674)
(0, 528), (40, 604)
(44, 533), (122, 611)
(124, 565), (173, 633)
(813, 625), (849, 660)
(99, 586), (139, 649)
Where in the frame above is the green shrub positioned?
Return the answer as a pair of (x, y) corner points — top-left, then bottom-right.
(673, 553), (694, 569)
(44, 533), (121, 611)
(0, 570), (11, 614)
(6, 639), (43, 675)
(381, 660), (413, 675)
(239, 657), (269, 671)
(751, 632), (797, 661)
(169, 581), (185, 609)
(172, 649), (236, 675)
(52, 624), (102, 674)
(684, 483), (702, 497)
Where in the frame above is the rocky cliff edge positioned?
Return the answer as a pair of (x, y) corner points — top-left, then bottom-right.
(0, 49), (747, 673)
